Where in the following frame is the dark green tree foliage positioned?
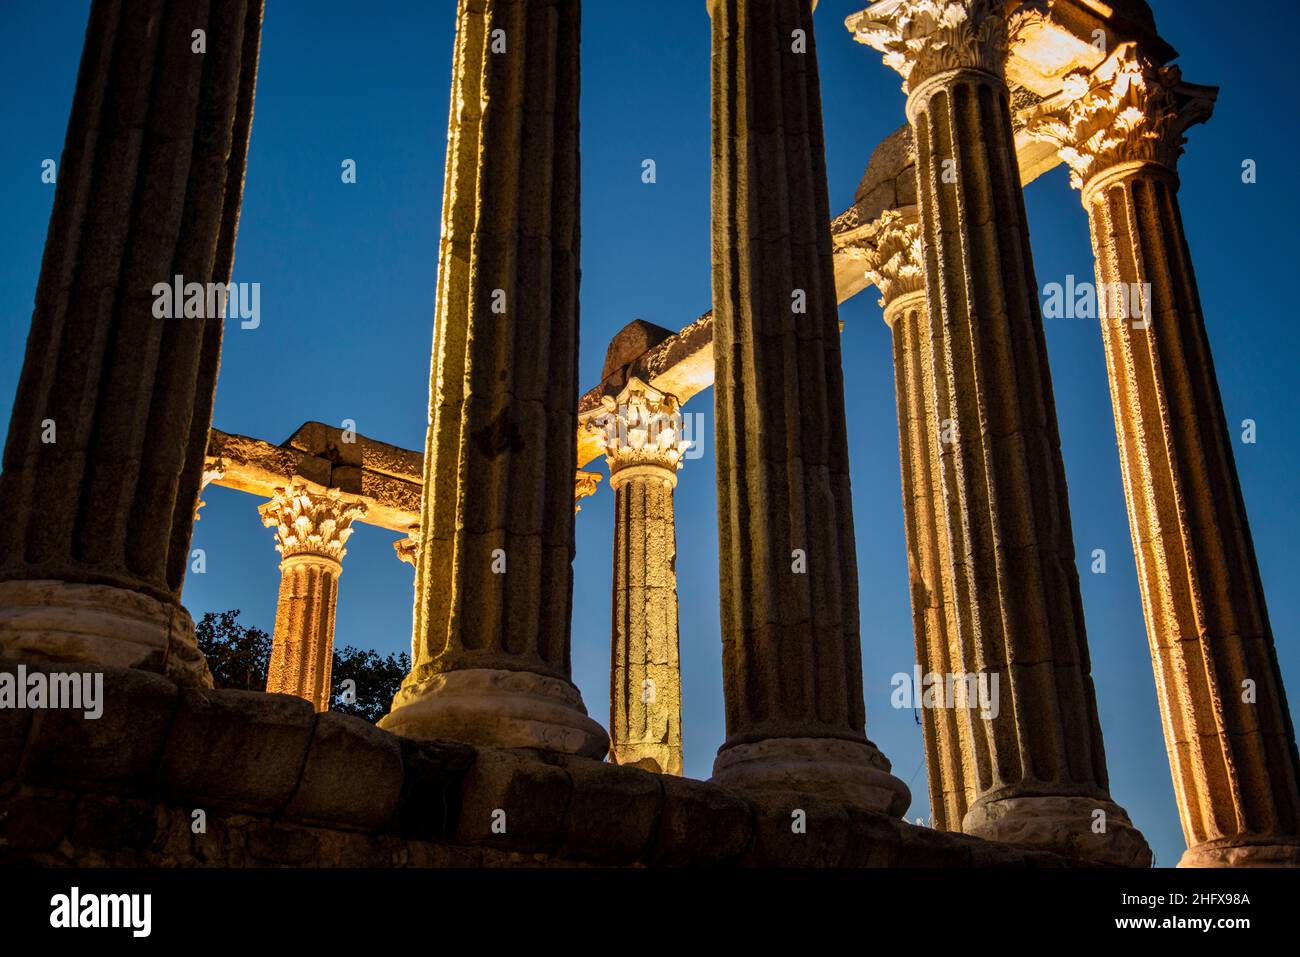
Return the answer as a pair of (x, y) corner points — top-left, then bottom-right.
(196, 609), (270, 692)
(330, 645), (410, 723)
(195, 610), (408, 723)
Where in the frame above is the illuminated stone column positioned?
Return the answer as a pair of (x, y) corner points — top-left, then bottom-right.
(380, 0), (607, 757)
(1030, 44), (1300, 868)
(259, 485), (366, 712)
(854, 0), (1148, 863)
(596, 378), (691, 776)
(860, 210), (975, 831)
(0, 0), (263, 684)
(707, 0), (909, 814)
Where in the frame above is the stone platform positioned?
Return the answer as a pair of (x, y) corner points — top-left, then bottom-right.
(0, 660), (1073, 868)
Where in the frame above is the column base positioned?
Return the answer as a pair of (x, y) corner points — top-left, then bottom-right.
(1179, 839), (1300, 868)
(709, 736), (911, 816)
(378, 667), (609, 758)
(0, 579), (211, 686)
(610, 743), (683, 777)
(963, 794), (1152, 867)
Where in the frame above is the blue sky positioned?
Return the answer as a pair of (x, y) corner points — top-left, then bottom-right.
(1, 0), (1296, 868)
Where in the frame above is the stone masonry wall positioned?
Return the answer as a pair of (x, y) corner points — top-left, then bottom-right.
(0, 660), (1072, 867)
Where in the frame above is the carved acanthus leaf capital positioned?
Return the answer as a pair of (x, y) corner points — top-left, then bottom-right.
(1026, 42), (1217, 190)
(858, 208), (926, 307)
(259, 483), (368, 563)
(849, 0), (1012, 92)
(592, 378), (692, 476)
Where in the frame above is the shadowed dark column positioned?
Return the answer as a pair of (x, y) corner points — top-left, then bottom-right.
(0, 0), (264, 685)
(706, 0), (909, 814)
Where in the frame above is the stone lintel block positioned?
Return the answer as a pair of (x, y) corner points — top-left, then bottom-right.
(652, 775), (753, 867)
(455, 749), (571, 853)
(739, 791), (854, 868)
(19, 663), (178, 795)
(283, 712), (405, 832)
(546, 754), (663, 865)
(389, 737), (477, 842)
(158, 687), (316, 814)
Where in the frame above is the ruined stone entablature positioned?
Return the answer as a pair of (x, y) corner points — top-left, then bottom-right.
(258, 484), (368, 564)
(593, 378), (692, 484)
(1027, 41), (1216, 190)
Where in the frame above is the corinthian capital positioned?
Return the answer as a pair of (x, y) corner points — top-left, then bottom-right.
(259, 483), (368, 563)
(858, 208), (925, 308)
(1027, 42), (1217, 191)
(593, 378), (692, 478)
(848, 0), (1012, 91)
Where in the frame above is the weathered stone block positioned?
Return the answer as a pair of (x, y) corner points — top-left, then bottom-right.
(739, 792), (852, 867)
(283, 712), (404, 832)
(389, 736), (476, 841)
(21, 664), (177, 794)
(652, 775), (752, 866)
(455, 749), (571, 853)
(0, 659), (33, 780)
(842, 805), (904, 866)
(551, 755), (662, 865)
(158, 687), (315, 814)
(0, 788), (74, 852)
(71, 794), (158, 853)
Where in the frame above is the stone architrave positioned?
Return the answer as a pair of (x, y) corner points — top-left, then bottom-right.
(0, 0), (264, 685)
(1030, 42), (1300, 868)
(706, 0), (910, 815)
(853, 0), (1149, 864)
(596, 378), (691, 776)
(379, 0), (607, 758)
(259, 484), (366, 712)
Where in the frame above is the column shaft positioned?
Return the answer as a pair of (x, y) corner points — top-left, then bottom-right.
(0, 0), (263, 683)
(1088, 168), (1300, 866)
(610, 471), (683, 775)
(708, 0), (908, 814)
(381, 0), (606, 757)
(1028, 40), (1300, 867)
(890, 291), (976, 831)
(855, 1), (1147, 863)
(267, 557), (340, 711)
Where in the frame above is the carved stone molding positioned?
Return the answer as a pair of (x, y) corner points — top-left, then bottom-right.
(593, 377), (692, 480)
(258, 484), (368, 564)
(849, 0), (1014, 91)
(393, 525), (421, 567)
(195, 456), (227, 521)
(1027, 42), (1217, 191)
(574, 470), (602, 512)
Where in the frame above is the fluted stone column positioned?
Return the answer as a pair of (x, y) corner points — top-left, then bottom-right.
(861, 210), (975, 831)
(855, 0), (1148, 863)
(380, 0), (607, 757)
(707, 0), (909, 815)
(0, 0), (263, 685)
(259, 485), (366, 712)
(1030, 43), (1300, 868)
(596, 378), (691, 776)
